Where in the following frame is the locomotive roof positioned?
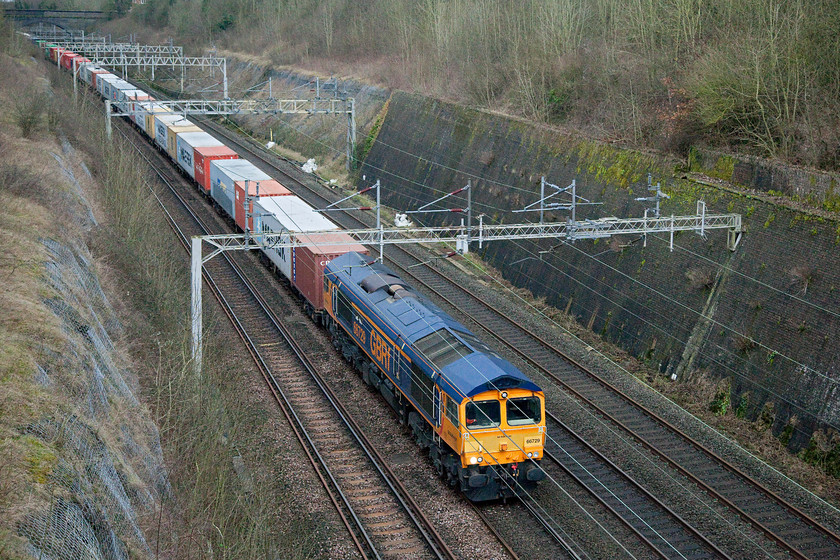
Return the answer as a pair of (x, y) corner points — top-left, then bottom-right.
(326, 252), (541, 400)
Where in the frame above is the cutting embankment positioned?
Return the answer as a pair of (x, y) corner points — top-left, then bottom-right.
(359, 91), (840, 467)
(205, 55), (840, 484)
(0, 27), (318, 559)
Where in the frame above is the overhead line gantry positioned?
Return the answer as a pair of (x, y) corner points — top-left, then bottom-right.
(187, 180), (742, 374)
(106, 97), (356, 169)
(46, 42), (184, 56)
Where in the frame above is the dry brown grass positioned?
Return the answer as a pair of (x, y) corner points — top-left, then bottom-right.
(0, 54), (91, 558)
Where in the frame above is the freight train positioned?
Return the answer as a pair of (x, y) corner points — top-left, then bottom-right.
(40, 40), (547, 501)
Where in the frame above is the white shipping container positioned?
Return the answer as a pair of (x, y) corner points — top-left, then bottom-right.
(175, 132), (224, 179)
(209, 159), (272, 218)
(116, 89), (147, 114)
(254, 195), (339, 281)
(103, 77), (125, 101)
(110, 80), (135, 101)
(80, 64), (103, 84)
(153, 114), (192, 152)
(97, 74), (119, 98)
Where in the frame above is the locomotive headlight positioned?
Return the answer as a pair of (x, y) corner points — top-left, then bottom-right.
(527, 452), (533, 458)
(532, 451), (539, 458)
(470, 457), (477, 464)
(477, 457), (483, 463)
(501, 391), (508, 399)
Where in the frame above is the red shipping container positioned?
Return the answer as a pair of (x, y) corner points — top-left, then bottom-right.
(125, 93), (153, 123)
(73, 57), (91, 71)
(292, 232), (369, 313)
(233, 180), (292, 232)
(50, 47), (64, 63)
(60, 53), (79, 70)
(193, 145), (238, 192)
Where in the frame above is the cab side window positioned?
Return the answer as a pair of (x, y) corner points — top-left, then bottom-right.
(445, 395), (459, 427)
(336, 289), (353, 325)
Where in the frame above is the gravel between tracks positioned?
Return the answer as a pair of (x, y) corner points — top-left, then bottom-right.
(404, 249), (840, 558)
(201, 120), (840, 558)
(234, 246), (515, 559)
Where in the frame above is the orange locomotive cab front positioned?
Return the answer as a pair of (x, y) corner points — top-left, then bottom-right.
(440, 387), (547, 497)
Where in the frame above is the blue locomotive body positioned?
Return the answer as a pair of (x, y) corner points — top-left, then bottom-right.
(324, 252), (546, 501)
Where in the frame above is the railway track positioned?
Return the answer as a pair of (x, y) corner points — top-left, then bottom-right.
(106, 73), (583, 557)
(107, 116), (461, 560)
(197, 117), (840, 559)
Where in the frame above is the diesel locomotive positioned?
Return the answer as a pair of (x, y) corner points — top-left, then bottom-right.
(324, 252), (546, 501)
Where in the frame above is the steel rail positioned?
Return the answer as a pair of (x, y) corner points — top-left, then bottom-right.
(107, 119), (375, 560)
(105, 111), (458, 560)
(196, 118), (840, 560)
(543, 416), (729, 559)
(390, 257), (840, 560)
(466, 503), (522, 560)
(189, 119), (618, 558)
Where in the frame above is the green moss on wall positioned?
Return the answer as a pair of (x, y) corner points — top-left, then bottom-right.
(357, 96), (391, 169)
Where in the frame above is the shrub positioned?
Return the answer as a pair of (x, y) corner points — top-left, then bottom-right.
(709, 379), (731, 416)
(732, 334), (756, 354)
(12, 91), (46, 138)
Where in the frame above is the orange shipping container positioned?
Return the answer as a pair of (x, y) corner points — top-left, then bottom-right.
(233, 180), (292, 232)
(60, 52), (79, 70)
(193, 146), (238, 192)
(90, 69), (109, 89)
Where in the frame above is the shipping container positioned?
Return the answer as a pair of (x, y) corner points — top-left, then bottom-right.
(49, 47), (64, 63)
(87, 68), (109, 88)
(165, 124), (202, 161)
(97, 74), (119, 99)
(209, 159), (272, 218)
(291, 232), (368, 313)
(233, 179), (292, 232)
(253, 195), (340, 282)
(60, 52), (79, 70)
(140, 103), (172, 138)
(109, 80), (136, 102)
(175, 132), (223, 179)
(122, 92), (153, 123)
(153, 114), (190, 151)
(72, 58), (91, 75)
(193, 146), (238, 193)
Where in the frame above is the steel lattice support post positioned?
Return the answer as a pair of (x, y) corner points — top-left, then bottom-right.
(347, 98), (356, 170)
(223, 58), (228, 99)
(191, 236), (203, 377)
(467, 179), (472, 244)
(105, 100), (112, 139)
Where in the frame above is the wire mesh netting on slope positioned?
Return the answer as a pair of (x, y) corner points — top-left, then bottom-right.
(13, 149), (169, 560)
